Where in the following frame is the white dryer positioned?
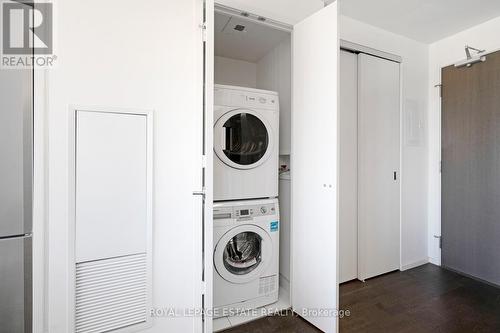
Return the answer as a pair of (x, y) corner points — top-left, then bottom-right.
(213, 199), (279, 318)
(214, 85), (279, 201)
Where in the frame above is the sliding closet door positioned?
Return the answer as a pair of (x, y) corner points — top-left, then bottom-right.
(442, 51), (500, 286)
(358, 53), (400, 281)
(339, 50), (358, 283)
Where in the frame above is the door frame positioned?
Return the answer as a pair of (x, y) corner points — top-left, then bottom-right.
(67, 106), (154, 333)
(202, 1), (214, 333)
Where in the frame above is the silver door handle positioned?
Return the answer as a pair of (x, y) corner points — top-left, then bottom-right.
(193, 188), (206, 196)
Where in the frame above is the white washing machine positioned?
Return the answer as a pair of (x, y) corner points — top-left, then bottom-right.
(213, 198), (279, 318)
(214, 84), (279, 201)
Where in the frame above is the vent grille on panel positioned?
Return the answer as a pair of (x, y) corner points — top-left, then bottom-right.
(75, 253), (148, 333)
(258, 275), (277, 295)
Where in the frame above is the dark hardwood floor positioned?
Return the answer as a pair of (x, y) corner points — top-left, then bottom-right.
(220, 264), (500, 333)
(219, 310), (322, 333)
(340, 264), (500, 332)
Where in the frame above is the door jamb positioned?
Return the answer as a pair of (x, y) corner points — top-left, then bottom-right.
(202, 1), (214, 333)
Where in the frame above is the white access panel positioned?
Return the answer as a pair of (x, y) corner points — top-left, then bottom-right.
(75, 110), (148, 262)
(357, 53), (401, 281)
(291, 2), (338, 333)
(339, 50), (358, 284)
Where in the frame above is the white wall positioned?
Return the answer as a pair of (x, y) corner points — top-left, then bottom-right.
(45, 0), (203, 332)
(256, 36), (292, 289)
(340, 15), (430, 269)
(214, 56), (257, 88)
(427, 15), (500, 266)
(256, 37), (292, 155)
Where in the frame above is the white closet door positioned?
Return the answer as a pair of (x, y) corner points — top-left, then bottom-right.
(339, 50), (358, 284)
(357, 53), (400, 281)
(291, 3), (338, 333)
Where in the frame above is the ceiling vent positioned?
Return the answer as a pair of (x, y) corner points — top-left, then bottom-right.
(234, 24), (246, 32)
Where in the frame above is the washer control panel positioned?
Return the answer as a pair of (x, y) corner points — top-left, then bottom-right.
(213, 202), (277, 220)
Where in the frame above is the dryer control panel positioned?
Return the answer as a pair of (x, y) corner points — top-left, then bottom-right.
(215, 86), (279, 111)
(213, 202), (277, 220)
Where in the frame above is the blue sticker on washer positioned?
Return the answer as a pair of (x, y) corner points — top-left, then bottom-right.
(270, 221), (279, 232)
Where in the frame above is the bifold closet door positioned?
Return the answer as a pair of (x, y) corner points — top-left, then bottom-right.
(442, 51), (500, 286)
(339, 50), (358, 283)
(292, 2), (338, 333)
(358, 53), (400, 281)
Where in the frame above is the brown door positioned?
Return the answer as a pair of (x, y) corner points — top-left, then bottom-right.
(442, 51), (500, 286)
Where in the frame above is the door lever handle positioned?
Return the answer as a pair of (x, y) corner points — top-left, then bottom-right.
(193, 187), (206, 196)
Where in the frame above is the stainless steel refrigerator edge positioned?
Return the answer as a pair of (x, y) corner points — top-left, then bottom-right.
(0, 24), (34, 333)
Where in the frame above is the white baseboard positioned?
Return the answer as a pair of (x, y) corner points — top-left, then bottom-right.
(428, 257), (441, 266)
(401, 258), (429, 271)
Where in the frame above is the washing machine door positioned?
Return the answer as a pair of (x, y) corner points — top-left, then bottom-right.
(214, 109), (274, 170)
(214, 224), (273, 284)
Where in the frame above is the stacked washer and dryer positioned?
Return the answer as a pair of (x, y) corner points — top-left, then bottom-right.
(213, 84), (280, 317)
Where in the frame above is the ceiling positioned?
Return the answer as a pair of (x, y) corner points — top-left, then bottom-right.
(215, 11), (290, 63)
(340, 0), (500, 43)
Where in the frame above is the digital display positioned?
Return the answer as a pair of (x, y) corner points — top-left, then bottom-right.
(240, 209), (249, 216)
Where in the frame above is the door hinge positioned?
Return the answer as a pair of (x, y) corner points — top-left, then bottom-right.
(434, 235), (442, 249)
(435, 83), (442, 98)
(200, 23), (207, 42)
(201, 281), (207, 295)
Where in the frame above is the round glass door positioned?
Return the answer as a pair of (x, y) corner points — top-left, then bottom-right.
(214, 109), (273, 170)
(223, 231), (262, 275)
(214, 224), (272, 284)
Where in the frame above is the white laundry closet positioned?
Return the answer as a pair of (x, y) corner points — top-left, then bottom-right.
(207, 2), (339, 333)
(339, 47), (401, 283)
(212, 6), (293, 330)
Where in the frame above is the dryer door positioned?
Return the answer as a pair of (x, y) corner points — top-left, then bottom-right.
(214, 224), (273, 284)
(214, 109), (274, 170)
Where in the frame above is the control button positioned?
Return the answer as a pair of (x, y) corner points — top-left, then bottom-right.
(259, 97), (266, 104)
(260, 207), (267, 214)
